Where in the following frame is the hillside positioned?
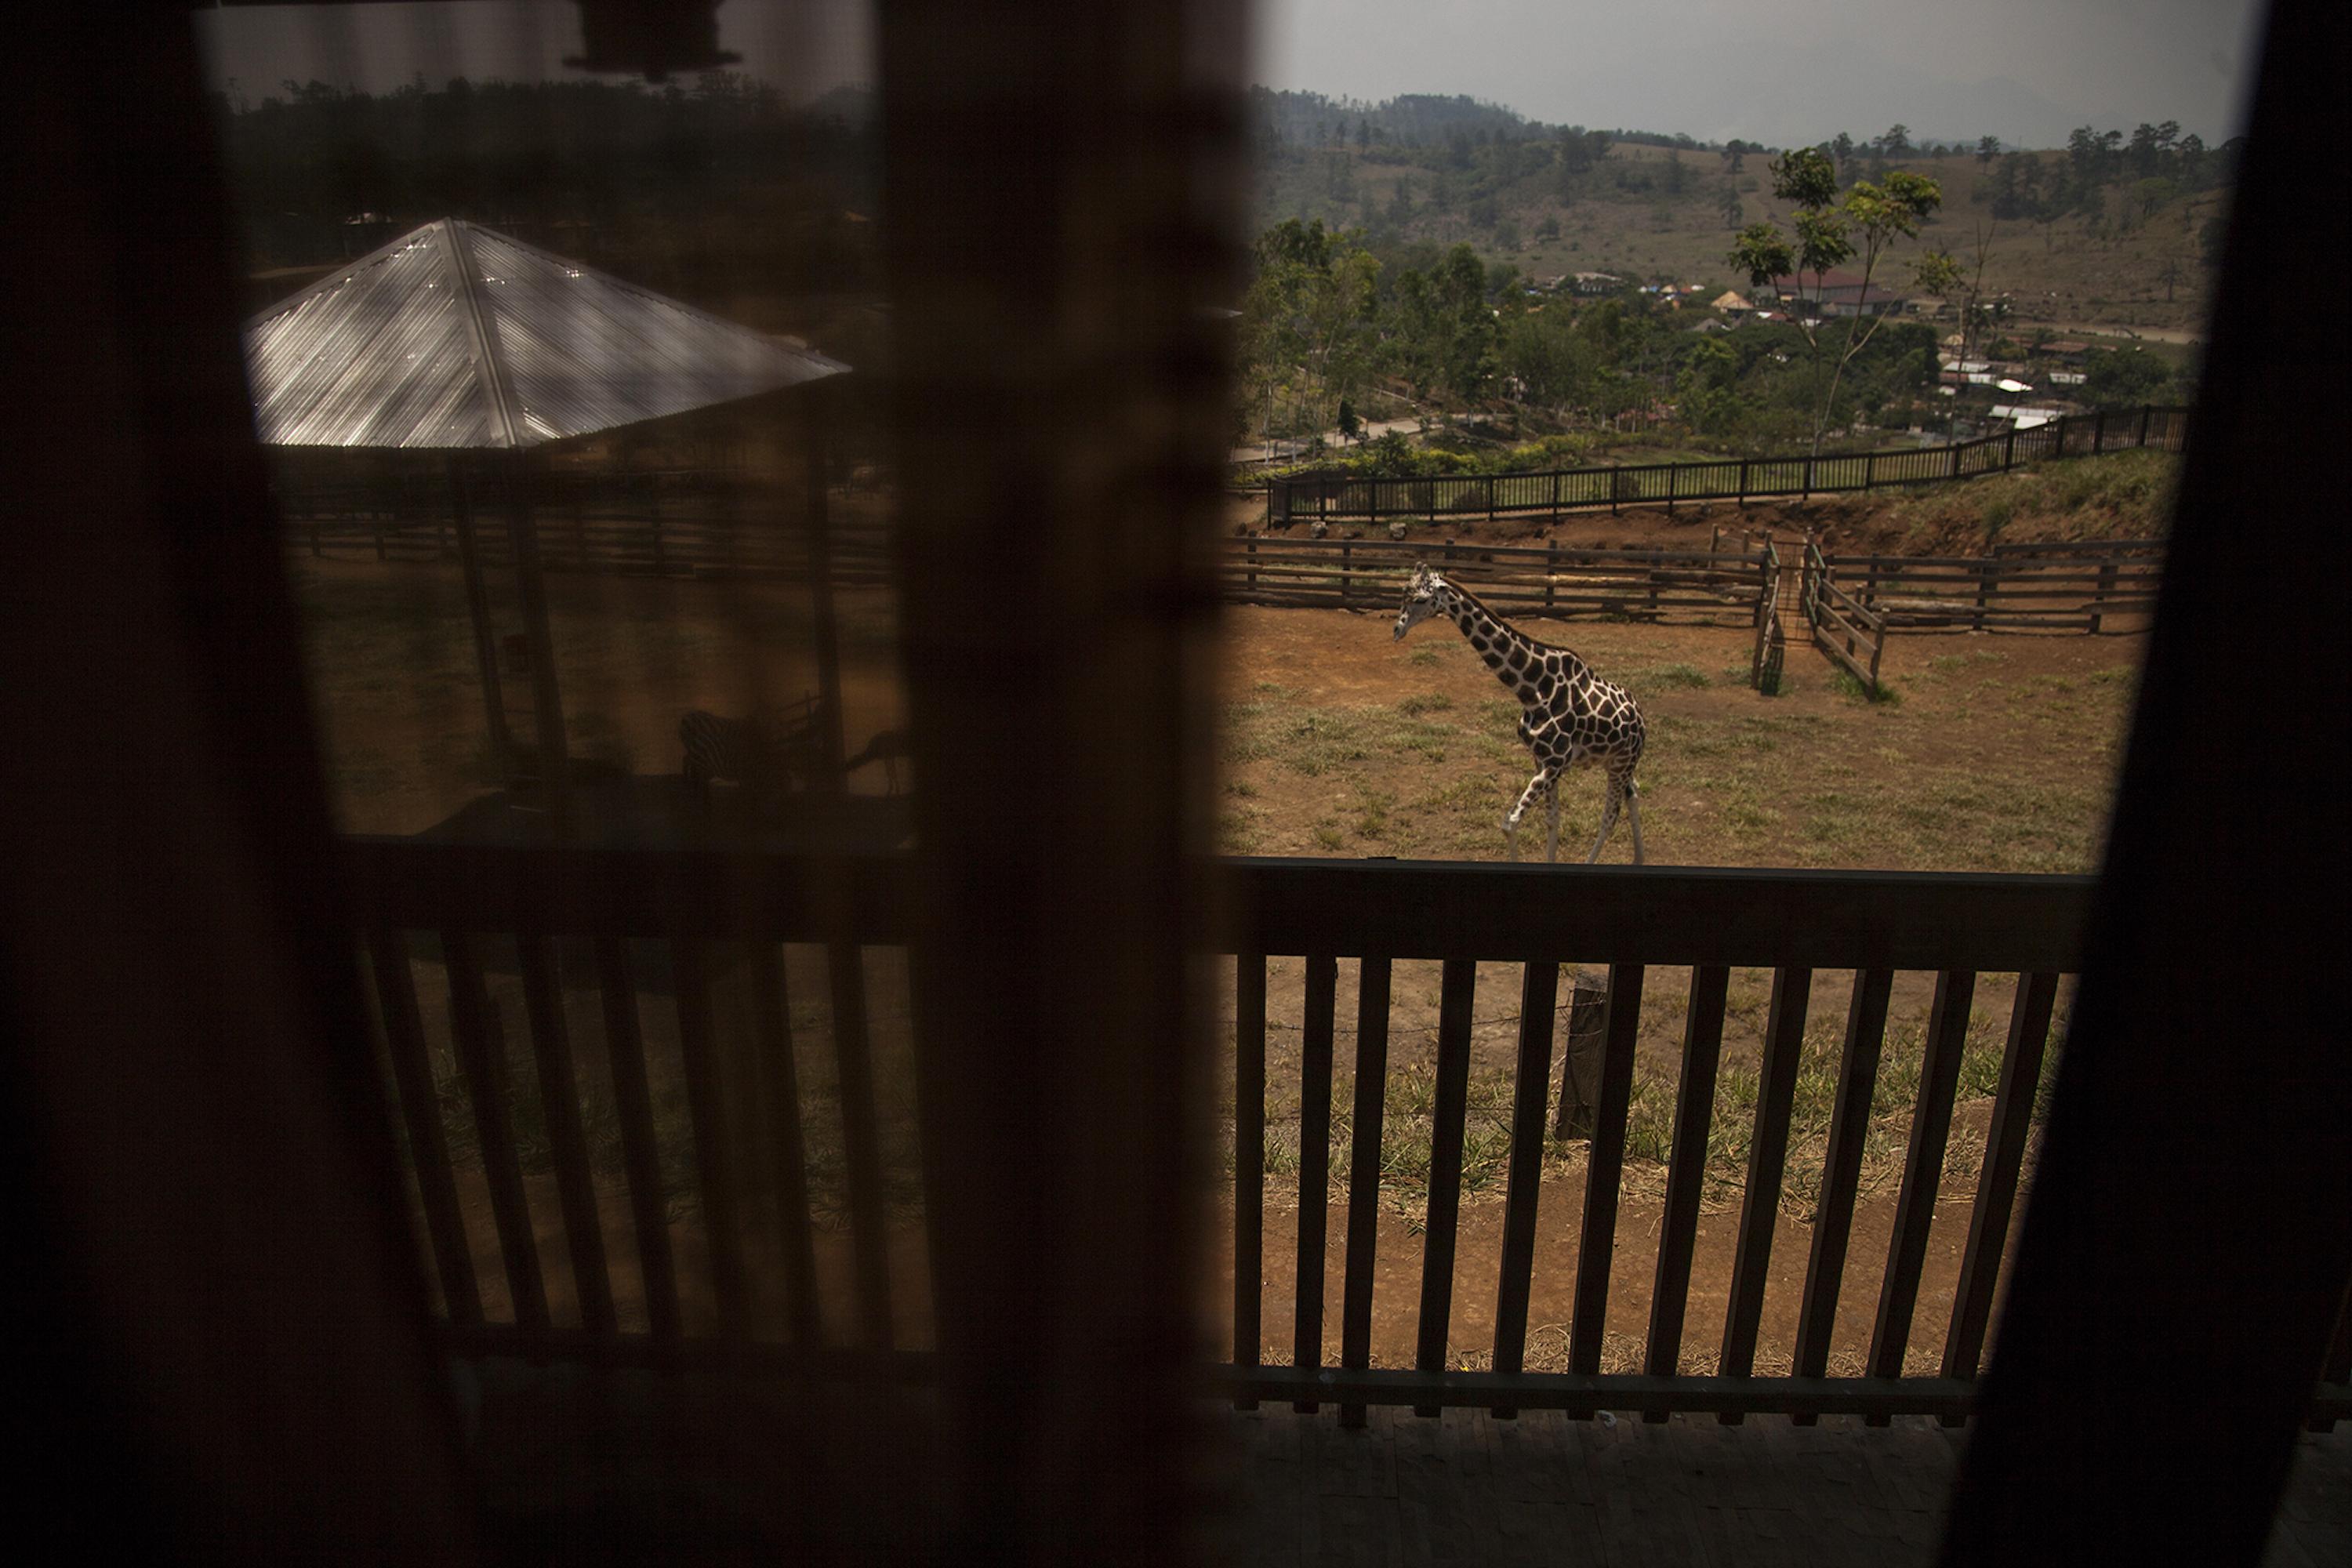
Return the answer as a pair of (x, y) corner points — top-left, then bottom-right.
(1254, 131), (2229, 336)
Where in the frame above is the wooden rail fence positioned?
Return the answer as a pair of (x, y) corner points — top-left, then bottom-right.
(337, 838), (2352, 1425)
(1225, 535), (1771, 621)
(1265, 405), (2189, 527)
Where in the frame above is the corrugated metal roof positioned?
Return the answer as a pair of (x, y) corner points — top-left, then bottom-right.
(242, 219), (848, 449)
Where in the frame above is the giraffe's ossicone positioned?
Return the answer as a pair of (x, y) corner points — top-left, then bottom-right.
(1394, 563), (1646, 865)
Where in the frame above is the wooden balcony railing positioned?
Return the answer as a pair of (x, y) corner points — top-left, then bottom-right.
(340, 839), (2352, 1426)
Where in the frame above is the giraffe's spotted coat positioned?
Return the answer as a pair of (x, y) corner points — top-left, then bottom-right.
(1392, 564), (1646, 863)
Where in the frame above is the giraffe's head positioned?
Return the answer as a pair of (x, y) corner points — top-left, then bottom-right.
(1394, 563), (1448, 641)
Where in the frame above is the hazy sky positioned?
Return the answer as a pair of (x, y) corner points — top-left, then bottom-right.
(1251, 0), (2267, 147)
(197, 0), (2265, 149)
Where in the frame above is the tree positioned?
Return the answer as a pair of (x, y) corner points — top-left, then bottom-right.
(1878, 124), (1912, 158)
(1726, 147), (1960, 454)
(1829, 131), (1855, 180)
(2082, 347), (2171, 410)
(1976, 135), (2001, 166)
(1718, 182), (1744, 229)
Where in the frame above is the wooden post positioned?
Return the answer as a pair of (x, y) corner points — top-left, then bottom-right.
(804, 382), (849, 793)
(648, 478), (666, 576)
(1246, 536), (1257, 595)
(1551, 470), (1561, 521)
(1738, 457), (1750, 506)
(1545, 539), (1557, 609)
(503, 450), (571, 836)
(2093, 408), (2107, 453)
(1976, 559), (1994, 632)
(1864, 452), (1877, 492)
(1666, 463), (1677, 514)
(446, 456), (512, 790)
(2138, 404), (2153, 447)
(1340, 540), (1352, 607)
(1552, 971), (1609, 1139)
(2091, 558), (2118, 633)
(2005, 429), (2017, 471)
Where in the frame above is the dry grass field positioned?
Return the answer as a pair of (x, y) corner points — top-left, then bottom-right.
(302, 481), (2145, 1377)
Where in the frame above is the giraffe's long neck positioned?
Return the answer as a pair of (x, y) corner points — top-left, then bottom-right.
(1443, 586), (1588, 703)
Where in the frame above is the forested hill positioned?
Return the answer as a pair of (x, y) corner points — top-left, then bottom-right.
(1250, 86), (1700, 157)
(215, 76), (881, 321)
(1249, 95), (2239, 335)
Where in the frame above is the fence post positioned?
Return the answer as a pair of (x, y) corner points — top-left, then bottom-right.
(1552, 971), (1609, 1139)
(2137, 404), (2152, 448)
(1738, 458), (1751, 506)
(1867, 615), (1885, 697)
(1666, 463), (1677, 515)
(1950, 441), (1964, 481)
(1610, 469), (1620, 516)
(2004, 430), (2017, 471)
(1247, 536), (1257, 596)
(1488, 475), (1497, 528)
(1551, 470), (1562, 522)
(649, 482), (667, 576)
(2092, 409), (2107, 454)
(2091, 558), (2117, 633)
(1802, 457), (1813, 500)
(1975, 559), (1994, 631)
(1545, 539), (1557, 610)
(1340, 540), (1352, 607)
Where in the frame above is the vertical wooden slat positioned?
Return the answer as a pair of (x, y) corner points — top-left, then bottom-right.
(1292, 953), (1338, 1410)
(1643, 964), (1730, 1421)
(440, 929), (547, 1333)
(516, 935), (615, 1334)
(591, 938), (680, 1344)
(1232, 953), (1266, 1409)
(829, 941), (894, 1348)
(1791, 966), (1892, 1425)
(1719, 965), (1813, 1425)
(670, 938), (747, 1338)
(1866, 968), (1977, 1421)
(1413, 958), (1479, 1417)
(1569, 963), (1645, 1388)
(1338, 956), (1392, 1430)
(363, 930), (481, 1326)
(747, 945), (822, 1348)
(1942, 971), (2060, 1403)
(1490, 958), (1560, 1421)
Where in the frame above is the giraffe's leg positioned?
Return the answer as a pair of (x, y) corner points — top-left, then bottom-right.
(1504, 768), (1554, 862)
(1625, 780), (1646, 866)
(1544, 777), (1563, 863)
(1586, 778), (1624, 864)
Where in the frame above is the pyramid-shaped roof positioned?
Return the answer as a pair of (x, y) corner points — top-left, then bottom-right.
(242, 219), (847, 449)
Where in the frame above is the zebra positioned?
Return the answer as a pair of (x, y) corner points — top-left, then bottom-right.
(679, 708), (812, 812)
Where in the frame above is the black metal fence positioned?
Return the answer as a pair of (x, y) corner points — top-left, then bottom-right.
(1265, 405), (2190, 526)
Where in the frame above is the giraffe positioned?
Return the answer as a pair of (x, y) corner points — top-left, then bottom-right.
(1393, 564), (1646, 864)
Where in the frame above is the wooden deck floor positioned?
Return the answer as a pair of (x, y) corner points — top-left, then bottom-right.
(459, 1359), (2350, 1565)
(1204, 1403), (2352, 1568)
